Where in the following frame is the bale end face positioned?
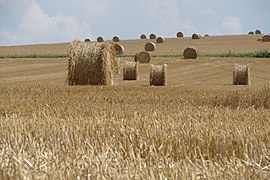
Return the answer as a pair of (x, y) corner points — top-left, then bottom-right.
(123, 63), (138, 80)
(134, 51), (151, 63)
(192, 33), (201, 39)
(112, 36), (120, 42)
(97, 36), (104, 42)
(248, 31), (254, 35)
(255, 30), (262, 34)
(140, 34), (147, 39)
(176, 32), (184, 38)
(156, 37), (164, 43)
(262, 35), (270, 42)
(145, 42), (156, 51)
(149, 33), (157, 39)
(233, 65), (250, 85)
(183, 47), (198, 59)
(114, 43), (124, 54)
(150, 64), (167, 86)
(84, 38), (91, 42)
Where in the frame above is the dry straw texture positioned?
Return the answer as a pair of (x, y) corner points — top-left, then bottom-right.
(114, 43), (124, 54)
(123, 63), (138, 80)
(233, 64), (250, 85)
(149, 33), (157, 39)
(134, 51), (151, 63)
(68, 40), (116, 86)
(150, 64), (167, 86)
(255, 30), (262, 34)
(192, 33), (201, 39)
(183, 47), (198, 59)
(156, 37), (164, 43)
(114, 58), (120, 74)
(112, 36), (120, 42)
(84, 38), (91, 42)
(145, 42), (156, 51)
(262, 35), (270, 42)
(97, 36), (104, 42)
(176, 32), (184, 38)
(248, 31), (254, 35)
(140, 34), (147, 39)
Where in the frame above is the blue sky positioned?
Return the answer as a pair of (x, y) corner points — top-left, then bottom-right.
(0, 0), (269, 46)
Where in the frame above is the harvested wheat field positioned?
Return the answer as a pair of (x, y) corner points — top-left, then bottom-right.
(0, 34), (270, 179)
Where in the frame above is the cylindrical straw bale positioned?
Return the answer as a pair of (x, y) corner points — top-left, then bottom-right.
(112, 36), (120, 42)
(255, 30), (262, 34)
(183, 47), (198, 59)
(97, 36), (104, 42)
(204, 34), (210, 37)
(84, 38), (91, 42)
(123, 63), (138, 80)
(134, 51), (151, 63)
(156, 37), (164, 43)
(114, 43), (124, 54)
(150, 64), (167, 86)
(145, 42), (156, 51)
(140, 34), (147, 39)
(149, 33), (157, 39)
(67, 41), (116, 86)
(192, 33), (201, 39)
(176, 32), (184, 38)
(233, 64), (250, 85)
(248, 31), (254, 35)
(262, 35), (270, 42)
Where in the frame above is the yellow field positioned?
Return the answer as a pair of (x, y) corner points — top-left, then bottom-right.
(0, 35), (270, 179)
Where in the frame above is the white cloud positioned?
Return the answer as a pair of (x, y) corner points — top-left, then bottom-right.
(221, 16), (243, 34)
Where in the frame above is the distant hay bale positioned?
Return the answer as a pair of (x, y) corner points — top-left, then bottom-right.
(84, 38), (91, 42)
(176, 32), (184, 38)
(114, 43), (124, 54)
(204, 34), (210, 37)
(248, 31), (254, 35)
(112, 36), (120, 42)
(262, 34), (270, 42)
(97, 36), (104, 42)
(145, 42), (156, 51)
(183, 47), (198, 59)
(68, 40), (116, 86)
(140, 34), (147, 39)
(156, 37), (164, 43)
(255, 30), (262, 34)
(134, 51), (151, 63)
(233, 64), (250, 85)
(123, 63), (138, 80)
(149, 33), (157, 39)
(150, 64), (167, 86)
(192, 33), (201, 39)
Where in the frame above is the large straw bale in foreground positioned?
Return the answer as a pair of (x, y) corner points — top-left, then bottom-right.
(150, 64), (167, 86)
(134, 51), (151, 63)
(145, 42), (156, 51)
(262, 35), (270, 42)
(183, 47), (198, 59)
(123, 63), (138, 80)
(233, 64), (250, 85)
(68, 40), (116, 85)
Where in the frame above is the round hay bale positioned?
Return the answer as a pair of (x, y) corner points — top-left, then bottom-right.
(204, 34), (210, 37)
(112, 36), (120, 42)
(123, 63), (138, 80)
(97, 36), (104, 42)
(262, 34), (270, 42)
(134, 51), (151, 63)
(67, 41), (116, 86)
(183, 47), (198, 59)
(114, 43), (124, 54)
(150, 64), (167, 86)
(149, 33), (157, 39)
(156, 37), (164, 43)
(140, 34), (147, 39)
(84, 38), (91, 42)
(233, 64), (250, 85)
(248, 31), (254, 35)
(255, 30), (262, 34)
(192, 33), (201, 39)
(145, 42), (156, 51)
(176, 32), (184, 38)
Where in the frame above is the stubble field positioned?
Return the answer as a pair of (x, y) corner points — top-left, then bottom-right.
(0, 34), (270, 179)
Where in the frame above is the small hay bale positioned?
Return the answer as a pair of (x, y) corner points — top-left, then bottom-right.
(84, 38), (91, 42)
(205, 34), (210, 37)
(183, 47), (198, 59)
(233, 64), (250, 85)
(192, 33), (201, 39)
(123, 63), (138, 80)
(114, 43), (125, 54)
(248, 31), (254, 35)
(150, 64), (167, 86)
(149, 33), (157, 39)
(255, 30), (262, 34)
(176, 32), (184, 38)
(262, 34), (270, 42)
(145, 42), (156, 51)
(134, 51), (151, 63)
(140, 34), (147, 39)
(112, 36), (120, 42)
(156, 37), (164, 43)
(67, 40), (116, 85)
(97, 36), (104, 42)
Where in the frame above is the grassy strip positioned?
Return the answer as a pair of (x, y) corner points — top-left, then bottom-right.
(205, 50), (270, 58)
